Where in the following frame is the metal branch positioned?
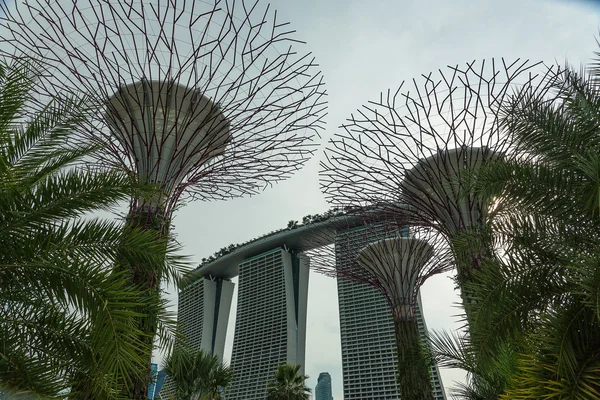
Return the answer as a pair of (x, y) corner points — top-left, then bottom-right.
(320, 59), (557, 240)
(305, 214), (453, 317)
(0, 0), (327, 218)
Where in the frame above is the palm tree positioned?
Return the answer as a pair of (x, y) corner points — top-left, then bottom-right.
(429, 330), (518, 400)
(448, 56), (600, 399)
(0, 57), (182, 399)
(266, 364), (310, 400)
(163, 347), (233, 400)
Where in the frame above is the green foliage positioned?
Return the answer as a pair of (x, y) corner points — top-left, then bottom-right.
(0, 57), (184, 399)
(162, 347), (233, 400)
(444, 54), (600, 399)
(266, 364), (310, 400)
(429, 330), (518, 400)
(394, 318), (434, 400)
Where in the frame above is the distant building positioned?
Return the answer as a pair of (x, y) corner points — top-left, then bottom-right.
(315, 372), (334, 400)
(336, 225), (446, 400)
(147, 363), (166, 399)
(226, 247), (310, 400)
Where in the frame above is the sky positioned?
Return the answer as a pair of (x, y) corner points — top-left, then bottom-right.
(2, 0), (600, 398)
(163, 0), (600, 398)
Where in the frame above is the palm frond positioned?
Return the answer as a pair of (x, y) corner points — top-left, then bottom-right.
(0, 56), (188, 397)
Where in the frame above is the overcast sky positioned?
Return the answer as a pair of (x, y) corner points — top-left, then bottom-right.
(163, 1), (600, 398)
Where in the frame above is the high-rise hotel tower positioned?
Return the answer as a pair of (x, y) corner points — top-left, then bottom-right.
(175, 224), (328, 400)
(175, 218), (446, 400)
(177, 276), (235, 359)
(226, 248), (309, 400)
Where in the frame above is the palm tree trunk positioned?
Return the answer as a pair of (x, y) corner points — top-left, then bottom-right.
(393, 316), (434, 400)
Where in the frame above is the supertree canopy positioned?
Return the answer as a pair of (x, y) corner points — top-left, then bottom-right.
(358, 237), (434, 319)
(0, 0), (327, 218)
(105, 80), (231, 211)
(320, 59), (552, 284)
(310, 218), (452, 315)
(401, 146), (498, 236)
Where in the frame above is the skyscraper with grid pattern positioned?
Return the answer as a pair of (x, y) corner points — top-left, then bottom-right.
(177, 276), (235, 359)
(226, 247), (309, 400)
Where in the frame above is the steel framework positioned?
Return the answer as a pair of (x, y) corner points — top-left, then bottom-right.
(320, 59), (552, 283)
(0, 0), (327, 219)
(309, 217), (452, 314)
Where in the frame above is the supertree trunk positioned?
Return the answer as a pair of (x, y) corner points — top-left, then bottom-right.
(70, 209), (169, 399)
(121, 209), (168, 399)
(394, 316), (433, 400)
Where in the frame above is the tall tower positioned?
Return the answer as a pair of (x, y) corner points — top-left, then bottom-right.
(177, 277), (235, 359)
(227, 247), (310, 400)
(315, 372), (334, 400)
(335, 225), (446, 400)
(160, 277), (235, 398)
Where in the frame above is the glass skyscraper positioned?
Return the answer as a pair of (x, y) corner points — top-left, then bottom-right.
(147, 363), (166, 399)
(315, 372), (334, 400)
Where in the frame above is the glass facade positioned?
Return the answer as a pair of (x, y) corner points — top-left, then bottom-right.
(147, 363), (166, 399)
(315, 372), (334, 400)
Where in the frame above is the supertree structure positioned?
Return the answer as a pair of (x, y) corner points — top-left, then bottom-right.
(320, 59), (551, 298)
(308, 216), (453, 400)
(0, 0), (326, 219)
(0, 0), (326, 397)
